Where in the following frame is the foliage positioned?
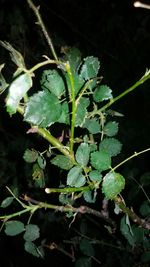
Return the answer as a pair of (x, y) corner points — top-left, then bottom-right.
(0, 0), (150, 266)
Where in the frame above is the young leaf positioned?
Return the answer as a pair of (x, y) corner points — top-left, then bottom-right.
(51, 155), (74, 170)
(103, 121), (119, 137)
(23, 149), (38, 163)
(67, 166), (86, 187)
(93, 84), (112, 102)
(89, 170), (102, 182)
(23, 224), (40, 241)
(102, 172), (125, 199)
(75, 97), (90, 127)
(90, 151), (111, 171)
(83, 118), (101, 134)
(5, 220), (25, 236)
(99, 137), (122, 157)
(24, 90), (61, 127)
(40, 69), (65, 99)
(6, 73), (32, 115)
(75, 143), (90, 166)
(0, 197), (14, 208)
(24, 241), (40, 257)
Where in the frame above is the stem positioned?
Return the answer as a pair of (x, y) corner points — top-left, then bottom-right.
(28, 59), (63, 73)
(27, 0), (58, 60)
(45, 184), (95, 194)
(134, 1), (150, 9)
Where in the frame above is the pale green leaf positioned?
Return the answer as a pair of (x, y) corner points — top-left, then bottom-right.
(24, 241), (40, 257)
(83, 118), (100, 134)
(75, 97), (90, 127)
(103, 121), (118, 137)
(23, 149), (38, 163)
(93, 85), (112, 102)
(0, 197), (14, 208)
(24, 91), (61, 127)
(41, 69), (65, 99)
(23, 224), (40, 241)
(6, 73), (32, 115)
(51, 155), (74, 170)
(102, 172), (125, 199)
(99, 137), (122, 157)
(90, 151), (111, 171)
(75, 143), (90, 166)
(67, 166), (86, 187)
(5, 220), (25, 236)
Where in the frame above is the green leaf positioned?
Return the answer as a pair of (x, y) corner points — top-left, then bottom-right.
(83, 190), (97, 203)
(0, 197), (14, 208)
(37, 154), (46, 169)
(24, 90), (61, 127)
(80, 238), (95, 256)
(40, 69), (65, 99)
(141, 251), (150, 263)
(120, 215), (135, 246)
(5, 220), (25, 236)
(65, 47), (82, 72)
(23, 224), (40, 241)
(140, 172), (150, 186)
(75, 257), (92, 267)
(83, 118), (100, 134)
(79, 56), (100, 90)
(32, 163), (45, 188)
(90, 151), (111, 171)
(24, 241), (40, 257)
(99, 137), (122, 157)
(75, 143), (90, 166)
(75, 97), (90, 127)
(140, 201), (150, 216)
(89, 170), (102, 182)
(57, 101), (69, 124)
(23, 149), (38, 163)
(6, 73), (32, 115)
(102, 172), (125, 199)
(103, 121), (118, 137)
(93, 84), (112, 102)
(0, 64), (9, 94)
(51, 155), (74, 170)
(67, 166), (86, 187)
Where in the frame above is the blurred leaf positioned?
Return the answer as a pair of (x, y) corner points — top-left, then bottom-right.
(51, 155), (74, 170)
(0, 64), (9, 94)
(6, 73), (32, 115)
(83, 118), (100, 134)
(99, 137), (122, 157)
(23, 224), (40, 241)
(75, 97), (90, 127)
(93, 85), (112, 102)
(102, 172), (125, 199)
(0, 197), (14, 208)
(23, 149), (38, 163)
(90, 151), (111, 171)
(140, 172), (150, 186)
(32, 163), (45, 188)
(120, 215), (135, 246)
(75, 143), (90, 166)
(140, 201), (150, 216)
(24, 241), (40, 257)
(24, 91), (61, 127)
(89, 170), (102, 182)
(103, 121), (118, 137)
(41, 69), (65, 99)
(67, 166), (86, 187)
(5, 220), (25, 236)
(80, 238), (95, 256)
(75, 257), (92, 267)
(141, 251), (150, 263)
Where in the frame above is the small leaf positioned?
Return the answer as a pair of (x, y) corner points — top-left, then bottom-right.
(24, 90), (61, 127)
(23, 149), (38, 163)
(103, 121), (118, 137)
(37, 154), (46, 169)
(0, 197), (14, 208)
(139, 201), (150, 216)
(41, 69), (65, 99)
(90, 151), (111, 171)
(83, 118), (100, 134)
(67, 166), (86, 187)
(102, 172), (125, 199)
(24, 241), (40, 257)
(5, 220), (25, 236)
(99, 137), (122, 157)
(80, 238), (95, 256)
(120, 215), (135, 246)
(75, 143), (90, 166)
(140, 172), (150, 186)
(83, 190), (97, 203)
(64, 47), (82, 72)
(51, 155), (74, 170)
(6, 73), (32, 115)
(23, 224), (40, 241)
(89, 170), (102, 182)
(0, 64), (9, 93)
(75, 97), (90, 127)
(93, 84), (112, 102)
(75, 257), (92, 267)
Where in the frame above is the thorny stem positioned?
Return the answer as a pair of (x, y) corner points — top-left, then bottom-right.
(27, 0), (58, 61)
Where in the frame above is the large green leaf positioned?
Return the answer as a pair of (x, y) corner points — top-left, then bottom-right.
(102, 172), (125, 199)
(5, 220), (25, 236)
(93, 84), (112, 102)
(51, 155), (74, 170)
(23, 224), (40, 241)
(40, 69), (65, 99)
(90, 151), (111, 171)
(75, 143), (90, 166)
(24, 90), (61, 127)
(6, 73), (32, 115)
(67, 166), (86, 187)
(75, 97), (90, 127)
(99, 137), (122, 157)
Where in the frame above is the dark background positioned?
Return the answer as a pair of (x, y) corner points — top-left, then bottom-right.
(0, 0), (150, 266)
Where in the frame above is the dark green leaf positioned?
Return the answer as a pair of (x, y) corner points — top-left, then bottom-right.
(57, 101), (69, 124)
(65, 47), (82, 72)
(0, 64), (9, 93)
(75, 143), (90, 166)
(67, 166), (86, 187)
(140, 172), (150, 186)
(23, 224), (40, 241)
(5, 220), (25, 236)
(83, 118), (100, 134)
(93, 84), (112, 102)
(120, 216), (135, 246)
(90, 151), (111, 171)
(89, 170), (102, 182)
(37, 154), (46, 169)
(103, 121), (118, 137)
(75, 97), (90, 127)
(102, 172), (125, 199)
(141, 251), (150, 263)
(99, 137), (122, 157)
(80, 238), (95, 256)
(24, 241), (40, 257)
(140, 201), (150, 216)
(23, 149), (38, 163)
(0, 197), (14, 208)
(6, 73), (32, 115)
(24, 90), (61, 127)
(75, 257), (92, 267)
(83, 190), (97, 203)
(51, 155), (74, 170)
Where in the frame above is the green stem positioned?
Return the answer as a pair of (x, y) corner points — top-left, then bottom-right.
(27, 0), (58, 61)
(0, 206), (35, 221)
(28, 59), (63, 73)
(45, 184), (95, 194)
